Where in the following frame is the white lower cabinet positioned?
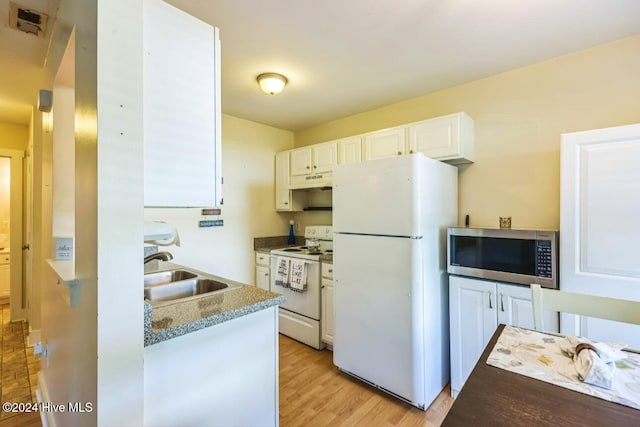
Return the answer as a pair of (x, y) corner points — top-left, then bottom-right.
(449, 275), (558, 397)
(144, 307), (278, 427)
(255, 251), (271, 290)
(321, 262), (334, 346)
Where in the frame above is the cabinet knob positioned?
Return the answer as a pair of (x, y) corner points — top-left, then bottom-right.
(329, 269), (333, 273)
(264, 273), (269, 276)
(409, 150), (414, 154)
(284, 201), (288, 205)
(313, 165), (317, 168)
(306, 165), (310, 169)
(397, 151), (402, 155)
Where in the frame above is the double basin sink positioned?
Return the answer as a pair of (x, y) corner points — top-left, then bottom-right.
(144, 267), (242, 303)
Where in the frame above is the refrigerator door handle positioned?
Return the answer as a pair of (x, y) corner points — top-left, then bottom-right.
(488, 291), (493, 309)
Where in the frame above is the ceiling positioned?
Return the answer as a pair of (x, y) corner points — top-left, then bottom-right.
(1, 0), (640, 131)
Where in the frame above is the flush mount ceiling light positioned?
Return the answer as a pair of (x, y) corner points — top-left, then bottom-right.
(257, 73), (288, 95)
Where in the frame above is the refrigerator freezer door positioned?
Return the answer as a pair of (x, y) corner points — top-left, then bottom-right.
(333, 233), (426, 406)
(333, 154), (423, 237)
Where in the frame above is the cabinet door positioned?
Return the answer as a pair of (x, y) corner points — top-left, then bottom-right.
(363, 127), (406, 160)
(143, 0), (221, 207)
(496, 283), (535, 329)
(338, 136), (362, 165)
(290, 148), (312, 176)
(408, 112), (474, 164)
(275, 151), (292, 211)
(449, 276), (497, 397)
(256, 265), (270, 291)
(321, 279), (334, 345)
(497, 283), (559, 333)
(313, 142), (338, 173)
(0, 262), (9, 298)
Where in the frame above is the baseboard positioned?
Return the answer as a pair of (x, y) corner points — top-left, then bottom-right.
(28, 328), (41, 348)
(37, 371), (55, 427)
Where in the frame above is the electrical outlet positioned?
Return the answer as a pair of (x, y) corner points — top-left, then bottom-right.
(295, 222), (300, 232)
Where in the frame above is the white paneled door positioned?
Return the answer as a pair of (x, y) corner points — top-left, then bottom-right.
(560, 123), (640, 348)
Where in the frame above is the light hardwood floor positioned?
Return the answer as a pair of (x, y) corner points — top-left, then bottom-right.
(0, 304), (41, 427)
(3, 327), (454, 427)
(279, 334), (454, 427)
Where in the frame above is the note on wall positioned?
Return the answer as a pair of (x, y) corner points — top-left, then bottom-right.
(54, 237), (73, 260)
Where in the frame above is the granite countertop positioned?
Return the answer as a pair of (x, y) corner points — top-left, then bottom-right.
(144, 262), (285, 346)
(253, 235), (304, 252)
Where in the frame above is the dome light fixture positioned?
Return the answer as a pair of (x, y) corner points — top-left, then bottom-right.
(257, 73), (288, 95)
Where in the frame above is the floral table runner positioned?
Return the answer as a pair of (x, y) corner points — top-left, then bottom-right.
(486, 325), (640, 410)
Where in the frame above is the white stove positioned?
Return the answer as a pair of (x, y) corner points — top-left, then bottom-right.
(271, 226), (333, 261)
(270, 226), (332, 349)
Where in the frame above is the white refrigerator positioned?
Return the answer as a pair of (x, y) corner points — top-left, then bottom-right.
(332, 153), (457, 409)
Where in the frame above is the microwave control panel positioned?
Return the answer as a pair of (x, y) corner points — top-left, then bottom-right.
(535, 240), (553, 278)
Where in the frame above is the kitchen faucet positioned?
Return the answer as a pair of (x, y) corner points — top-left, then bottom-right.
(144, 251), (173, 264)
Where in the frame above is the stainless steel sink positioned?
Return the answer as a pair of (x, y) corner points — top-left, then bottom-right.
(144, 269), (197, 286)
(144, 269), (242, 303)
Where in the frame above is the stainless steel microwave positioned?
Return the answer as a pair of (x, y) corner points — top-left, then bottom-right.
(447, 227), (558, 289)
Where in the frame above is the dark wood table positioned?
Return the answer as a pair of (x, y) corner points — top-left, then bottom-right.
(441, 324), (640, 426)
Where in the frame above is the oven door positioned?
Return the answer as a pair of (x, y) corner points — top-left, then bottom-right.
(270, 256), (321, 320)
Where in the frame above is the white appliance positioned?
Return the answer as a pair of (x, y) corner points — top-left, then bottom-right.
(270, 226), (333, 350)
(332, 153), (457, 409)
(560, 123), (640, 349)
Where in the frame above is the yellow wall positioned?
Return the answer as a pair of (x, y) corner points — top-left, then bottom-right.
(294, 35), (640, 230)
(0, 120), (28, 272)
(0, 122), (28, 150)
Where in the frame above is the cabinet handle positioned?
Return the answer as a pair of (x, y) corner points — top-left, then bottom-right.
(488, 291), (493, 309)
(500, 294), (504, 312)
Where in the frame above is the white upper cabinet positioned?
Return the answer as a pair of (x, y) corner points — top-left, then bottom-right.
(313, 141), (338, 173)
(408, 112), (474, 164)
(363, 127), (407, 160)
(291, 142), (338, 176)
(275, 112), (474, 195)
(289, 142), (336, 189)
(337, 136), (362, 165)
(143, 0), (221, 207)
(275, 151), (307, 211)
(290, 147), (312, 176)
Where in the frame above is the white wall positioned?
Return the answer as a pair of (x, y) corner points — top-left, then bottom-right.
(144, 114), (294, 284)
(39, 0), (145, 426)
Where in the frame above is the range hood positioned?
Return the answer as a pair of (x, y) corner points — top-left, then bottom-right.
(289, 171), (332, 190)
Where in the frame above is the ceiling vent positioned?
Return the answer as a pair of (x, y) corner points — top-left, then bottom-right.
(8, 2), (49, 38)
